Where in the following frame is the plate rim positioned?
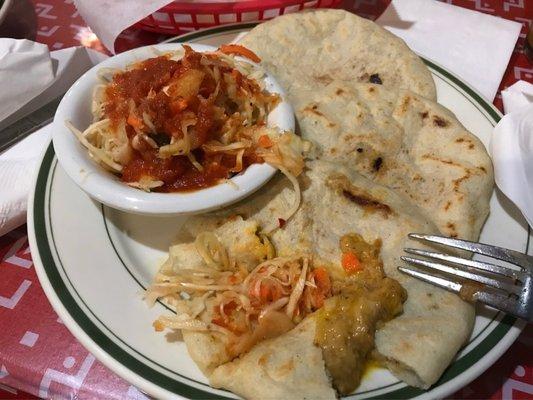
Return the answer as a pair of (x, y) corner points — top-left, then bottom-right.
(28, 22), (528, 400)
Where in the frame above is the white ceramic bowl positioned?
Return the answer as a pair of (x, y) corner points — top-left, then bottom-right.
(52, 43), (294, 216)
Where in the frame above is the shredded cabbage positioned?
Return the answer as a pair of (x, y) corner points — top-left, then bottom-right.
(147, 236), (332, 358)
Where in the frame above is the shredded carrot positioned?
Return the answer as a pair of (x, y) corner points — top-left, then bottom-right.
(313, 267), (331, 294)
(212, 317), (227, 328)
(342, 252), (362, 273)
(127, 114), (144, 130)
(170, 99), (188, 113)
(257, 282), (282, 303)
(212, 311), (244, 335)
(260, 284), (271, 302)
(308, 267), (331, 308)
(258, 134), (274, 148)
(219, 44), (261, 63)
(153, 320), (164, 332)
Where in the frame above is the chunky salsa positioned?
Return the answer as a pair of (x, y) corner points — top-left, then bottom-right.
(76, 44), (281, 192)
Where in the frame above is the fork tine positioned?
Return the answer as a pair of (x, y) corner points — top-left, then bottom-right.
(397, 266), (462, 293)
(399, 266), (523, 318)
(474, 291), (522, 319)
(401, 256), (522, 295)
(403, 248), (526, 281)
(408, 233), (533, 271)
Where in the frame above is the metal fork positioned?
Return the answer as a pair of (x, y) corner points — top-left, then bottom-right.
(398, 233), (533, 322)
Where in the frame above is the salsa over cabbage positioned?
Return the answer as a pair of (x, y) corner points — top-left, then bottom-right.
(68, 44), (302, 192)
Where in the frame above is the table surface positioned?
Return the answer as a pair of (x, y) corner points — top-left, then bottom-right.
(1, 0), (532, 399)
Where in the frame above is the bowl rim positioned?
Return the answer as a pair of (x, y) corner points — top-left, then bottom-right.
(52, 42), (295, 216)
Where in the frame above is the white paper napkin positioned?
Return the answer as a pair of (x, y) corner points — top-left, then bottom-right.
(0, 46), (107, 237)
(73, 0), (174, 54)
(376, 0), (522, 101)
(501, 80), (533, 114)
(0, 126), (52, 235)
(490, 81), (533, 228)
(0, 39), (54, 122)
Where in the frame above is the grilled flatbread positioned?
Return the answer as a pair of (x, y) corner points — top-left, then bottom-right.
(296, 82), (493, 240)
(240, 9), (436, 100)
(161, 161), (474, 394)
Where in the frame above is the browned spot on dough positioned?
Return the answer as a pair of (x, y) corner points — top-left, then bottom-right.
(327, 174), (395, 217)
(336, 88), (344, 95)
(369, 73), (382, 84)
(422, 154), (462, 168)
(479, 166), (487, 173)
(356, 148), (363, 153)
(400, 341), (413, 352)
(314, 74), (333, 84)
(344, 134), (354, 142)
(342, 190), (392, 215)
(446, 222), (458, 237)
(453, 174), (472, 192)
(456, 138), (465, 143)
(373, 157), (383, 171)
(368, 87), (375, 93)
(303, 104), (324, 117)
(276, 359), (295, 375)
(468, 144), (474, 149)
(258, 353), (269, 366)
(444, 201), (452, 211)
(427, 293), (433, 298)
(433, 116), (449, 127)
(420, 111), (429, 119)
(330, 148), (337, 155)
(400, 96), (411, 113)
(430, 304), (440, 310)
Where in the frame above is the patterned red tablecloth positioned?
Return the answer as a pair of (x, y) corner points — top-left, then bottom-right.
(0, 0), (532, 399)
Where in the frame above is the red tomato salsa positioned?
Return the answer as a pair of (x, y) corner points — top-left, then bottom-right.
(100, 45), (276, 192)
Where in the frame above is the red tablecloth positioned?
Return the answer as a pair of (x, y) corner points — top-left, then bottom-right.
(1, 0), (532, 399)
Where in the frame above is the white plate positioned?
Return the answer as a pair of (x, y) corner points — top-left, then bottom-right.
(28, 24), (530, 400)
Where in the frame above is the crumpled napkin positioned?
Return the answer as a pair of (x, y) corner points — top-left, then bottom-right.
(73, 0), (174, 53)
(490, 81), (533, 228)
(0, 39), (54, 122)
(376, 0), (522, 101)
(0, 45), (107, 237)
(501, 80), (533, 114)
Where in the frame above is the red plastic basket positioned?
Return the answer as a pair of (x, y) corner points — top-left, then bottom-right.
(137, 0), (343, 35)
